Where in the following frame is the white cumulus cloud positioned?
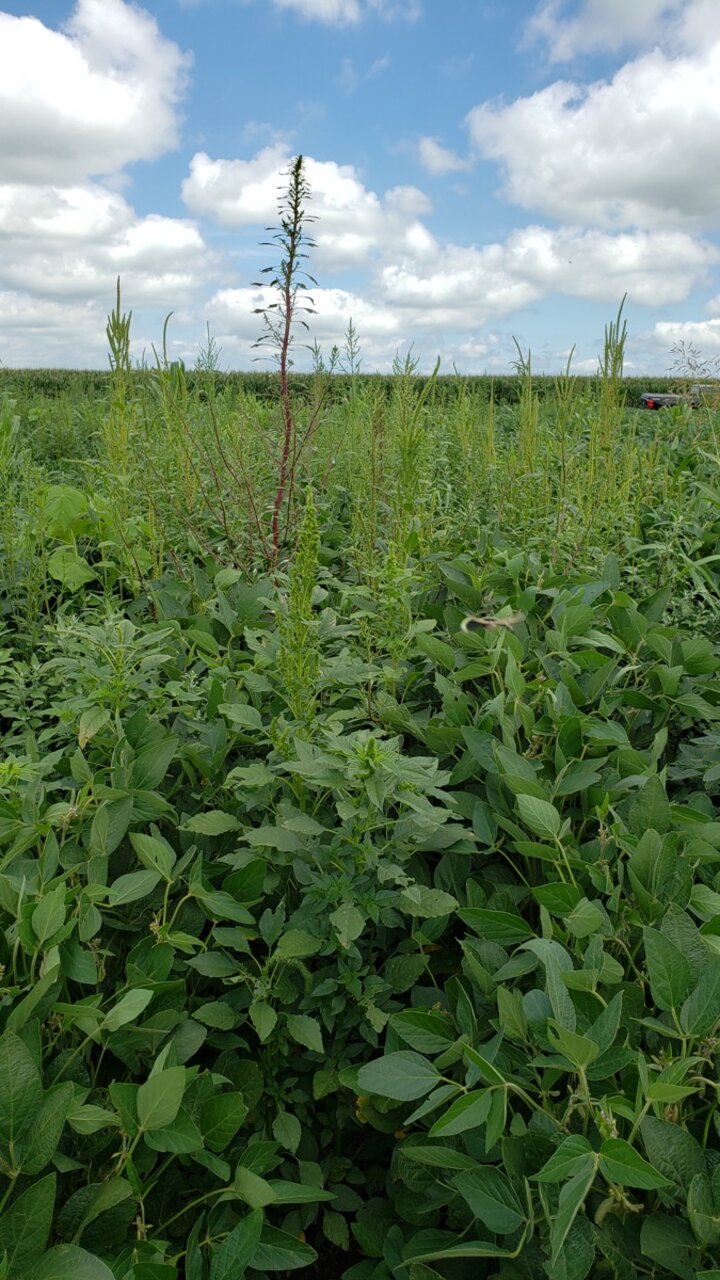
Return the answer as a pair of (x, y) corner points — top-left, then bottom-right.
(467, 41), (720, 229)
(417, 137), (470, 175)
(266, 0), (419, 23)
(526, 0), (720, 60)
(182, 147), (432, 269)
(0, 0), (190, 185)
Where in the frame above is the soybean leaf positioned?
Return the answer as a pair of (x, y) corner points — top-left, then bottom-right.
(535, 1136), (595, 1184)
(0, 1031), (42, 1145)
(201, 1092), (249, 1152)
(101, 988), (153, 1033)
(600, 1139), (671, 1189)
(209, 1209), (264, 1280)
(29, 1245), (115, 1280)
(357, 1052), (440, 1102)
(643, 928), (692, 1011)
(137, 1066), (186, 1132)
(517, 795), (562, 840)
(0, 1172), (55, 1270)
(18, 1082), (73, 1174)
(429, 1090), (493, 1138)
(550, 1162), (597, 1265)
(452, 1166), (525, 1234)
(681, 959), (720, 1036)
(250, 1225), (318, 1271)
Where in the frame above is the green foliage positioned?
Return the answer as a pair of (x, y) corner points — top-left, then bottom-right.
(2, 309), (720, 1276)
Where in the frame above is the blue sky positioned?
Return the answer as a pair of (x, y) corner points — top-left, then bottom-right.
(1, 0), (720, 374)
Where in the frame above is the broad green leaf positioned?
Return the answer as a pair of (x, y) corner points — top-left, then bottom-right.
(629, 776), (671, 836)
(535, 1136), (595, 1184)
(266, 1180), (336, 1204)
(565, 897), (606, 939)
(209, 1210), (264, 1280)
(201, 1092), (248, 1152)
(286, 1013), (324, 1054)
(18, 1082), (73, 1174)
(640, 1213), (699, 1280)
(399, 885), (458, 918)
(101, 988), (153, 1032)
(532, 883), (581, 915)
(129, 831), (175, 880)
(644, 927), (692, 1011)
(250, 1225), (317, 1272)
(272, 1108), (302, 1153)
(402, 1229), (517, 1263)
(0, 1031), (42, 1145)
(198, 890), (253, 924)
(600, 1139), (671, 1189)
(274, 929), (321, 959)
(30, 1245), (115, 1280)
(517, 794), (562, 840)
(401, 1145), (479, 1171)
(107, 870), (162, 905)
(329, 902), (365, 947)
(463, 1045), (507, 1086)
(547, 1022), (600, 1069)
(452, 1166), (525, 1234)
(233, 1166), (277, 1209)
(681, 959), (720, 1035)
(31, 885), (67, 946)
(182, 810), (241, 835)
(428, 1089), (492, 1137)
(137, 1066), (186, 1132)
(357, 1052), (441, 1102)
(249, 1001), (277, 1041)
(391, 1011), (455, 1056)
(78, 707), (111, 748)
(550, 1161), (597, 1265)
(459, 908), (534, 944)
(195, 1001), (239, 1029)
(47, 548), (96, 591)
(0, 1172), (55, 1269)
(688, 1173), (720, 1247)
(73, 1178), (133, 1242)
(641, 1118), (705, 1193)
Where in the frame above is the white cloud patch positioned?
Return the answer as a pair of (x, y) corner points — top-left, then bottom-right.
(182, 148), (432, 270)
(645, 317), (720, 358)
(467, 41), (720, 229)
(526, 0), (720, 60)
(379, 226), (715, 325)
(268, 0), (419, 23)
(0, 183), (217, 305)
(0, 0), (190, 185)
(417, 137), (470, 175)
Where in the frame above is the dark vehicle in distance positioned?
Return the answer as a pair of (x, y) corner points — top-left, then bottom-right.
(641, 383), (720, 409)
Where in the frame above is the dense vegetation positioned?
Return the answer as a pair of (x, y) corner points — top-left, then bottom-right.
(2, 300), (720, 1280)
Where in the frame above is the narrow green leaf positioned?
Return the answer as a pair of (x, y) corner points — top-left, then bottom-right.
(550, 1161), (597, 1265)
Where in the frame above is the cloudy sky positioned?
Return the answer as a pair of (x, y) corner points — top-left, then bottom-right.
(2, 0), (720, 373)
